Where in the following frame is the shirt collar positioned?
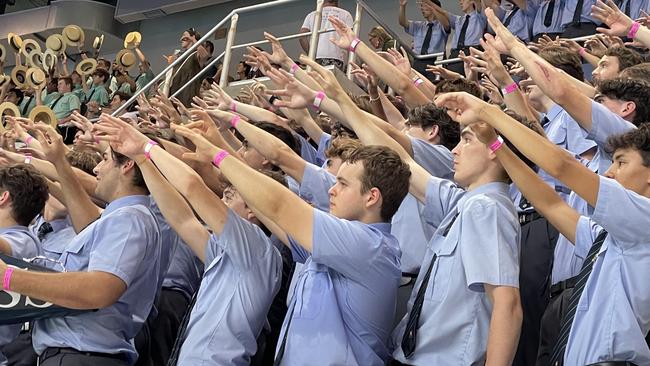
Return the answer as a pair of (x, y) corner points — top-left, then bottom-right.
(49, 216), (71, 232)
(544, 103), (563, 122)
(369, 222), (392, 234)
(103, 195), (151, 216)
(457, 182), (510, 208)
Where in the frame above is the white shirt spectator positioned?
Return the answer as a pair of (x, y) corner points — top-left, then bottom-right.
(301, 5), (353, 62)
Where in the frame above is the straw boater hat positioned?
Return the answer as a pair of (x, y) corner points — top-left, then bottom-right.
(62, 25), (84, 47)
(93, 34), (104, 50)
(45, 34), (66, 55)
(20, 39), (41, 58)
(26, 68), (47, 90)
(0, 102), (20, 119)
(42, 49), (57, 71)
(123, 31), (142, 49)
(115, 49), (137, 69)
(0, 44), (6, 63)
(7, 33), (22, 52)
(11, 66), (28, 88)
(26, 49), (44, 69)
(76, 58), (97, 76)
(29, 106), (58, 129)
(0, 75), (10, 88)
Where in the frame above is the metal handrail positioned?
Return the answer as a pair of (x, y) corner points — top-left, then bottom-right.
(112, 0), (318, 116)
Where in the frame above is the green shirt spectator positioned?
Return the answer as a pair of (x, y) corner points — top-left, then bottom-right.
(19, 93), (37, 117)
(135, 69), (154, 92)
(51, 78), (80, 122)
(85, 69), (111, 106)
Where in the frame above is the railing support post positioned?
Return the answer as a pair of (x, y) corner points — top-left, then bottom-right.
(220, 14), (240, 87)
(347, 2), (363, 79)
(307, 0), (325, 71)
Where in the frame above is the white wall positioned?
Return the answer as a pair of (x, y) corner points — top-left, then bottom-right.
(135, 0), (462, 77)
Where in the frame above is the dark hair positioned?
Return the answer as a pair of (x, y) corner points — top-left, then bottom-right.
(203, 77), (216, 85)
(386, 95), (409, 118)
(331, 121), (357, 140)
(597, 78), (650, 126)
(67, 150), (101, 176)
(113, 91), (131, 103)
(97, 58), (111, 70)
(538, 46), (584, 82)
(407, 104), (460, 150)
(186, 28), (202, 40)
(8, 88), (23, 103)
(0, 165), (48, 226)
(110, 150), (148, 192)
(606, 123), (650, 166)
(605, 46), (643, 72)
(345, 145), (410, 222)
(619, 62), (650, 81)
(203, 40), (214, 54)
(93, 69), (110, 83)
(59, 77), (72, 88)
(436, 78), (483, 98)
(350, 94), (373, 113)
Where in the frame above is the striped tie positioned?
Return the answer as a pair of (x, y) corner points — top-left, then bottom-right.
(548, 230), (608, 365)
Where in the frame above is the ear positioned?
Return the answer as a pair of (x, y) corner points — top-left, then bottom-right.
(427, 125), (440, 144)
(621, 101), (636, 120)
(121, 159), (136, 175)
(0, 191), (10, 208)
(365, 187), (382, 210)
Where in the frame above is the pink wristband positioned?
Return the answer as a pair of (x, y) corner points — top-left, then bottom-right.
(230, 101), (237, 112)
(24, 154), (32, 164)
(579, 47), (587, 57)
(413, 78), (424, 86)
(312, 91), (326, 110)
(24, 136), (33, 145)
(230, 115), (240, 128)
(501, 82), (518, 95)
(489, 136), (504, 153)
(3, 267), (13, 291)
(349, 38), (361, 52)
(144, 140), (158, 160)
(628, 22), (641, 39)
(212, 150), (229, 167)
(290, 63), (299, 75)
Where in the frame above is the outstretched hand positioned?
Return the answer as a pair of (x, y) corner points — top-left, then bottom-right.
(592, 0), (634, 37)
(93, 114), (149, 160)
(434, 92), (494, 126)
(328, 15), (356, 50)
(300, 55), (347, 101)
(170, 124), (220, 164)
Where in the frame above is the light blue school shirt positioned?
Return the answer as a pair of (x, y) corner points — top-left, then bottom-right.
(299, 162), (336, 212)
(449, 11), (487, 49)
(565, 176), (650, 365)
(316, 133), (332, 166)
(0, 226), (40, 364)
(496, 6), (532, 42)
(177, 209), (281, 365)
(405, 20), (448, 54)
(392, 180), (520, 364)
(278, 209), (401, 365)
(391, 137), (454, 273)
(618, 0), (650, 19)
(296, 133), (322, 166)
(30, 216), (75, 263)
(161, 242), (202, 301)
(561, 0), (598, 26)
(32, 195), (162, 366)
(532, 0), (566, 36)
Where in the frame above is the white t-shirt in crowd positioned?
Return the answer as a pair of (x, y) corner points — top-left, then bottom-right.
(301, 6), (354, 62)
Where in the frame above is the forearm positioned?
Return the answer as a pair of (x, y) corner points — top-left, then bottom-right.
(632, 23), (650, 49)
(485, 289), (522, 366)
(355, 42), (430, 107)
(399, 6), (408, 28)
(368, 87), (387, 121)
(299, 37), (310, 53)
(138, 159), (208, 261)
(582, 51), (601, 68)
(4, 269), (122, 309)
(379, 91), (407, 130)
(53, 157), (101, 232)
(286, 107), (324, 143)
(232, 101), (284, 125)
(46, 180), (66, 207)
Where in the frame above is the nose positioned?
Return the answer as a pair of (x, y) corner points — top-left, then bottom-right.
(328, 184), (337, 197)
(603, 164), (615, 179)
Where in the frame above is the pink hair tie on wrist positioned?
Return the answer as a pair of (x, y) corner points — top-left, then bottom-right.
(349, 38), (361, 52)
(24, 136), (33, 145)
(312, 91), (326, 111)
(144, 140), (158, 160)
(230, 115), (240, 128)
(289, 63), (299, 75)
(501, 82), (518, 95)
(489, 136), (504, 153)
(3, 267), (14, 291)
(628, 22), (641, 39)
(212, 150), (229, 168)
(579, 47), (587, 57)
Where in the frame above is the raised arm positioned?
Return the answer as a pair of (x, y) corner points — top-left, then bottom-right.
(329, 16), (431, 107)
(592, 0), (650, 50)
(399, 0), (409, 28)
(485, 8), (594, 130)
(435, 92), (601, 208)
(172, 124), (316, 252)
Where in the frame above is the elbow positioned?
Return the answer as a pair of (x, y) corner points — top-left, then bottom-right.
(178, 172), (204, 198)
(69, 291), (118, 310)
(495, 288), (523, 325)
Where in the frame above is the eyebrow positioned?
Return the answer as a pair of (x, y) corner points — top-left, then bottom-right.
(460, 129), (473, 139)
(613, 151), (625, 161)
(336, 176), (349, 184)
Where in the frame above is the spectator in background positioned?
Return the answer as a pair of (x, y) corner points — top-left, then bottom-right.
(166, 28), (210, 107)
(299, 0), (353, 70)
(202, 40), (220, 79)
(368, 26), (397, 51)
(399, 0), (449, 77)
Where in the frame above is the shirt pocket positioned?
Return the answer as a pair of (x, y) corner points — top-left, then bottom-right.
(59, 238), (88, 271)
(296, 265), (330, 319)
(426, 238), (459, 303)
